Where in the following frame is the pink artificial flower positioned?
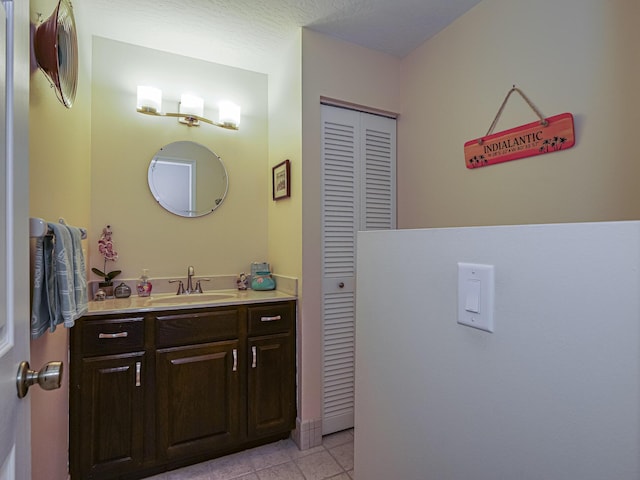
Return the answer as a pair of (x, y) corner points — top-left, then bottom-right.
(98, 225), (118, 262)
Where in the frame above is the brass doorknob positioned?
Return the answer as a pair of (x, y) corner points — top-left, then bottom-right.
(16, 361), (63, 399)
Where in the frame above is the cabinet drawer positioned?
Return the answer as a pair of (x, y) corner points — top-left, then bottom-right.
(156, 308), (240, 347)
(248, 303), (294, 336)
(80, 317), (144, 356)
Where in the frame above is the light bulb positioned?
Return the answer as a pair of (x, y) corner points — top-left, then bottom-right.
(179, 94), (204, 117)
(218, 101), (241, 128)
(137, 86), (162, 113)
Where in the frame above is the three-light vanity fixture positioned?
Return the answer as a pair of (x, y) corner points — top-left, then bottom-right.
(136, 86), (241, 130)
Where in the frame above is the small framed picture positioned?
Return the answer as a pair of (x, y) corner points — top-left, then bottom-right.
(272, 159), (291, 200)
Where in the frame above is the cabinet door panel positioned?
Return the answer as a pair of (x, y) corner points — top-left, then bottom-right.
(248, 333), (295, 438)
(157, 340), (241, 461)
(78, 352), (145, 479)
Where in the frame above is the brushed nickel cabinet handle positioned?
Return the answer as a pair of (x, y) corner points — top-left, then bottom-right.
(260, 315), (281, 322)
(232, 349), (238, 372)
(252, 346), (257, 368)
(98, 332), (128, 339)
(135, 362), (141, 387)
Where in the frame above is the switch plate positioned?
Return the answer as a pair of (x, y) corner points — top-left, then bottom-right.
(458, 263), (494, 333)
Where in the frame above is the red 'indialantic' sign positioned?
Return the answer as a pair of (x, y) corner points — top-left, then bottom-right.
(464, 113), (575, 169)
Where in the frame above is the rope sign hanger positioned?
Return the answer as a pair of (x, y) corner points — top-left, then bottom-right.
(464, 85), (575, 169)
(480, 86), (548, 144)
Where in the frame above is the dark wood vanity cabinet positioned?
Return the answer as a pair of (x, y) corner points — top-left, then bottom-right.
(70, 315), (146, 479)
(154, 308), (242, 463)
(70, 300), (296, 480)
(247, 304), (296, 439)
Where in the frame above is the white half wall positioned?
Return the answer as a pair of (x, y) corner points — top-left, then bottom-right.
(355, 222), (640, 480)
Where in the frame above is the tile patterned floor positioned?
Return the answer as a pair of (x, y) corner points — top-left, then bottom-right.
(145, 429), (354, 480)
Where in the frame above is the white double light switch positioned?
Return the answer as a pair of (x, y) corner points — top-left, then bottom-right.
(457, 263), (494, 333)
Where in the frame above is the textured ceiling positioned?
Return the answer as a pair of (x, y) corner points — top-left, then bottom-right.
(77, 0), (482, 73)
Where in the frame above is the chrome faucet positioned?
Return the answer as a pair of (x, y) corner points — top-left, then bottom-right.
(169, 266), (210, 295)
(186, 265), (196, 293)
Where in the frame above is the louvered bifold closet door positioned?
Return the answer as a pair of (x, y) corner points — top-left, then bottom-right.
(321, 105), (359, 435)
(361, 113), (396, 230)
(321, 104), (396, 435)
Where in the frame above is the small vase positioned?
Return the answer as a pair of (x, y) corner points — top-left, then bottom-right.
(99, 282), (114, 298)
(114, 282), (132, 299)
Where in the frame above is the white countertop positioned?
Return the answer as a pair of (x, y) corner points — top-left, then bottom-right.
(85, 289), (296, 316)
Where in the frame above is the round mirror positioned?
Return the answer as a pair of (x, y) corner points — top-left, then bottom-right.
(148, 141), (228, 217)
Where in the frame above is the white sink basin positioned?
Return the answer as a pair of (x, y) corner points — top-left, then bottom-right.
(149, 292), (237, 305)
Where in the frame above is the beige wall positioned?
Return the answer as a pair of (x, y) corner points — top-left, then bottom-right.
(29, 1), (92, 479)
(90, 38), (269, 282)
(300, 29), (401, 421)
(267, 31), (302, 280)
(398, 0), (640, 228)
(266, 32), (304, 413)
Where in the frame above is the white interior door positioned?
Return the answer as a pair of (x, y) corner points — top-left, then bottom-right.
(321, 105), (396, 435)
(321, 106), (359, 435)
(0, 1), (31, 478)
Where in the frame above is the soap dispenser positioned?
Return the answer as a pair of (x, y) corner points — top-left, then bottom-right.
(136, 269), (153, 297)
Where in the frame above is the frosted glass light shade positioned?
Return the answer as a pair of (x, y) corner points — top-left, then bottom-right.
(218, 101), (241, 128)
(137, 86), (162, 113)
(179, 94), (204, 117)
